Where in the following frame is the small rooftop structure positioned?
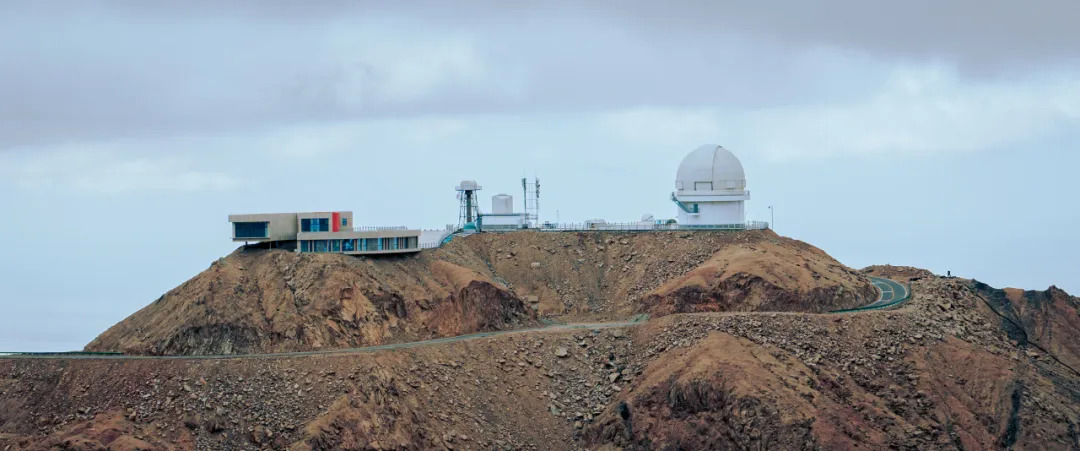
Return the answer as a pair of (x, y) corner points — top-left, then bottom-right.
(479, 194), (527, 231)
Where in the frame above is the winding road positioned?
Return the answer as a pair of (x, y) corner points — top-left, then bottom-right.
(2, 278), (911, 360)
(0, 315), (650, 360)
(866, 276), (909, 309)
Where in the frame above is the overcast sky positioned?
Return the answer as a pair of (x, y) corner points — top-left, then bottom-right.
(2, 1), (1078, 351)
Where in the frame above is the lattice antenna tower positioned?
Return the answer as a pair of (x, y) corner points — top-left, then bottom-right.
(522, 177), (540, 228)
(455, 180), (482, 228)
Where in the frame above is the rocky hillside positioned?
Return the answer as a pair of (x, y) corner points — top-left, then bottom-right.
(4, 274), (1080, 450)
(453, 230), (875, 317)
(971, 281), (1080, 372)
(85, 249), (535, 356)
(586, 277), (1080, 449)
(86, 230), (874, 355)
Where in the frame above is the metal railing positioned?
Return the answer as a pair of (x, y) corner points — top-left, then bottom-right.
(534, 221), (770, 232)
(352, 226), (409, 232)
(414, 221), (769, 250)
(1, 351), (124, 356)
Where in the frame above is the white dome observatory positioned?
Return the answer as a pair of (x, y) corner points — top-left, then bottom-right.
(672, 145), (750, 226)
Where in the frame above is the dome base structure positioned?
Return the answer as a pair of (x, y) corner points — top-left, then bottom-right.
(673, 145), (750, 226)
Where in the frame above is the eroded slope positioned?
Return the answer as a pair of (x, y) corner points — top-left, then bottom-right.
(85, 249), (533, 355)
(85, 230), (875, 356)
(447, 230), (875, 317)
(5, 274), (1080, 450)
(586, 277), (1080, 449)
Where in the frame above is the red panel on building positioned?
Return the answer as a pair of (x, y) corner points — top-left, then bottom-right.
(332, 212), (341, 232)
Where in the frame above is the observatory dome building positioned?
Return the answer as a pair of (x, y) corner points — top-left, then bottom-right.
(671, 145), (750, 226)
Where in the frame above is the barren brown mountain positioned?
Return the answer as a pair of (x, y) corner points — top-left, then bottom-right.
(4, 231), (1078, 450)
(85, 230), (873, 355)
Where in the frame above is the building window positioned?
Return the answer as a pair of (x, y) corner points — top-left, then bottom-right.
(313, 240), (328, 252)
(343, 239), (355, 252)
(331, 240), (341, 252)
(341, 217), (348, 227)
(234, 222), (268, 239)
(301, 218), (331, 232)
(300, 240), (310, 252)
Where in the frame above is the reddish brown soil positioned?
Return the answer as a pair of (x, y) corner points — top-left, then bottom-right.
(85, 230), (874, 356)
(4, 328), (635, 450)
(864, 264), (938, 281)
(457, 230), (875, 318)
(5, 276), (1080, 450)
(9, 233), (1077, 449)
(585, 277), (1080, 450)
(971, 281), (1080, 373)
(85, 249), (535, 356)
(640, 237), (876, 315)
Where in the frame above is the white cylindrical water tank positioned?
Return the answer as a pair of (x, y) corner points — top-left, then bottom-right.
(492, 194), (514, 214)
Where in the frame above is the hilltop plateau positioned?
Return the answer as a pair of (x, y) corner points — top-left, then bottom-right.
(85, 230), (874, 355)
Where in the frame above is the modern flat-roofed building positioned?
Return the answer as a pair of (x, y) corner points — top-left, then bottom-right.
(228, 211), (421, 255)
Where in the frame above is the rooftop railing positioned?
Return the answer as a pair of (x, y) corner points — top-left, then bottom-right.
(533, 221), (770, 232)
(417, 221), (770, 250)
(352, 226), (409, 232)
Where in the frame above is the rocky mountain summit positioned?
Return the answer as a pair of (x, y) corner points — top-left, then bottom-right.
(86, 230), (873, 355)
(4, 273), (1078, 450)
(5, 232), (1077, 449)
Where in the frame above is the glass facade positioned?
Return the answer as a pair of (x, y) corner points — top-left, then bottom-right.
(234, 222), (268, 238)
(301, 217), (330, 232)
(297, 236), (417, 253)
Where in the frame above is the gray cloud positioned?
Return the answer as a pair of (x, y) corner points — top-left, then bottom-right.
(591, 0), (1080, 71)
(7, 1), (1077, 149)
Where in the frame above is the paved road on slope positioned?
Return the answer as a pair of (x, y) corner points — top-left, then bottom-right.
(0, 315), (650, 361)
(865, 277), (909, 309)
(3, 277), (912, 360)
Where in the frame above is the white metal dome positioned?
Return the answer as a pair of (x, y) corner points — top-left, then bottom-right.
(675, 145), (746, 192)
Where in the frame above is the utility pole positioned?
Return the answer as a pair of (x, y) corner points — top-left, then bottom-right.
(769, 205), (774, 230)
